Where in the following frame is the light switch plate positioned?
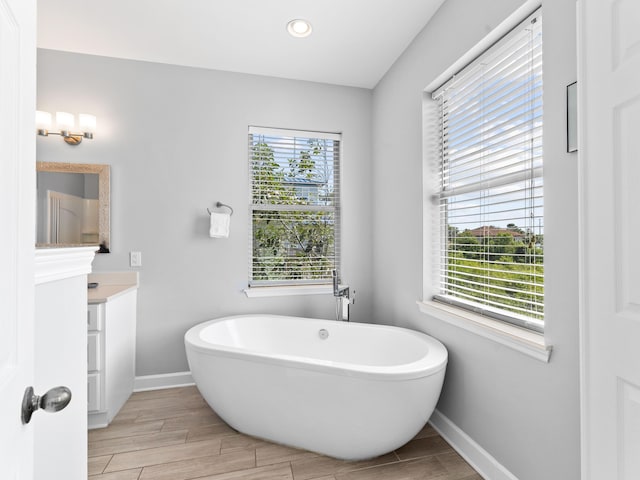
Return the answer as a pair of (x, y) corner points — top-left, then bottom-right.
(130, 251), (142, 267)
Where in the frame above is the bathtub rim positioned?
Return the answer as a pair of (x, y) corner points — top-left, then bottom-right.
(184, 314), (448, 381)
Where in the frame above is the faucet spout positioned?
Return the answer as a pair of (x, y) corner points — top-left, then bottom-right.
(332, 270), (348, 297)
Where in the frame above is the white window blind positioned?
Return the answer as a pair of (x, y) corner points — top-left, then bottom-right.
(432, 9), (544, 332)
(248, 126), (341, 286)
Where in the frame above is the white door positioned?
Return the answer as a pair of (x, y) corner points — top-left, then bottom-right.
(578, 0), (640, 478)
(0, 0), (37, 478)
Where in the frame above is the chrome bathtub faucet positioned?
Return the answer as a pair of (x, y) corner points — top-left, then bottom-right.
(332, 269), (349, 298)
(332, 270), (351, 321)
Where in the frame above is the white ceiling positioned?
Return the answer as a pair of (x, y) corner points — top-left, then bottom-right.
(37, 0), (446, 89)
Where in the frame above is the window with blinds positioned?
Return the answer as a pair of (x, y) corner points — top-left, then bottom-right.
(248, 126), (341, 286)
(432, 9), (543, 332)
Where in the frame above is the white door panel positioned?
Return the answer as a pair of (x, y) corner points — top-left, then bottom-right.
(0, 0), (36, 478)
(579, 0), (640, 478)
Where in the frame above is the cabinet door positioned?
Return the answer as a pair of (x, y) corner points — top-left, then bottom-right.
(88, 373), (102, 412)
(87, 304), (103, 331)
(87, 332), (101, 372)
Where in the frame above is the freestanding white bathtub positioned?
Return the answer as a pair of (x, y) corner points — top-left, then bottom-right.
(184, 314), (447, 460)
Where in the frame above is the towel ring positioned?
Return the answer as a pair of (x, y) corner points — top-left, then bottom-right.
(207, 202), (233, 216)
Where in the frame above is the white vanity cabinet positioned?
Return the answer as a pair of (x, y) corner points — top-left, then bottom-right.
(35, 247), (96, 480)
(87, 272), (138, 429)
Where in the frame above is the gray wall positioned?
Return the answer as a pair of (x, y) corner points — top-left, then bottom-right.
(36, 50), (373, 376)
(371, 0), (580, 479)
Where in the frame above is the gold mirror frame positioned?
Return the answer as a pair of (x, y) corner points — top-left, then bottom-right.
(36, 162), (110, 251)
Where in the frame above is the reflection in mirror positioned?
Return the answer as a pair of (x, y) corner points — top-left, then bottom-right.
(36, 162), (110, 252)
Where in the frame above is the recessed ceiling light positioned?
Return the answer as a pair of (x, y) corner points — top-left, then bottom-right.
(287, 19), (312, 38)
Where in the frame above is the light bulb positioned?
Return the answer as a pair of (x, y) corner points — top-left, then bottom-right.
(35, 111), (52, 132)
(56, 112), (75, 132)
(287, 19), (312, 38)
(79, 114), (96, 135)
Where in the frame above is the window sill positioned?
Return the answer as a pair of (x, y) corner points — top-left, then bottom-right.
(416, 300), (552, 363)
(244, 285), (337, 298)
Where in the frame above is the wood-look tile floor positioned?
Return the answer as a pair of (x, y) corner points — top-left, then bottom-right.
(88, 386), (482, 480)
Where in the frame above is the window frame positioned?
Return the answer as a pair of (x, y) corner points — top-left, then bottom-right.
(420, 4), (551, 361)
(247, 126), (341, 289)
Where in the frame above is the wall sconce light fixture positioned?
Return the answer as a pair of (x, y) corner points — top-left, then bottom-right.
(36, 111), (96, 145)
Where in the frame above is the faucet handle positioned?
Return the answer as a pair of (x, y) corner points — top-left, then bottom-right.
(341, 296), (350, 321)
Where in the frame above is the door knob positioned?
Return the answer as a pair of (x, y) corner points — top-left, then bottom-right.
(21, 386), (72, 424)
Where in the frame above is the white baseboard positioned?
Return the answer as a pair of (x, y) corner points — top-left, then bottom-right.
(134, 371), (195, 392)
(429, 409), (518, 480)
(88, 411), (108, 430)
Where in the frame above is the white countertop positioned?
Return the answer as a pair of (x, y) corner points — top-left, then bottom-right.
(88, 271), (139, 304)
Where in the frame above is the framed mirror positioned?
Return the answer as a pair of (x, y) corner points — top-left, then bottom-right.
(36, 162), (110, 252)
